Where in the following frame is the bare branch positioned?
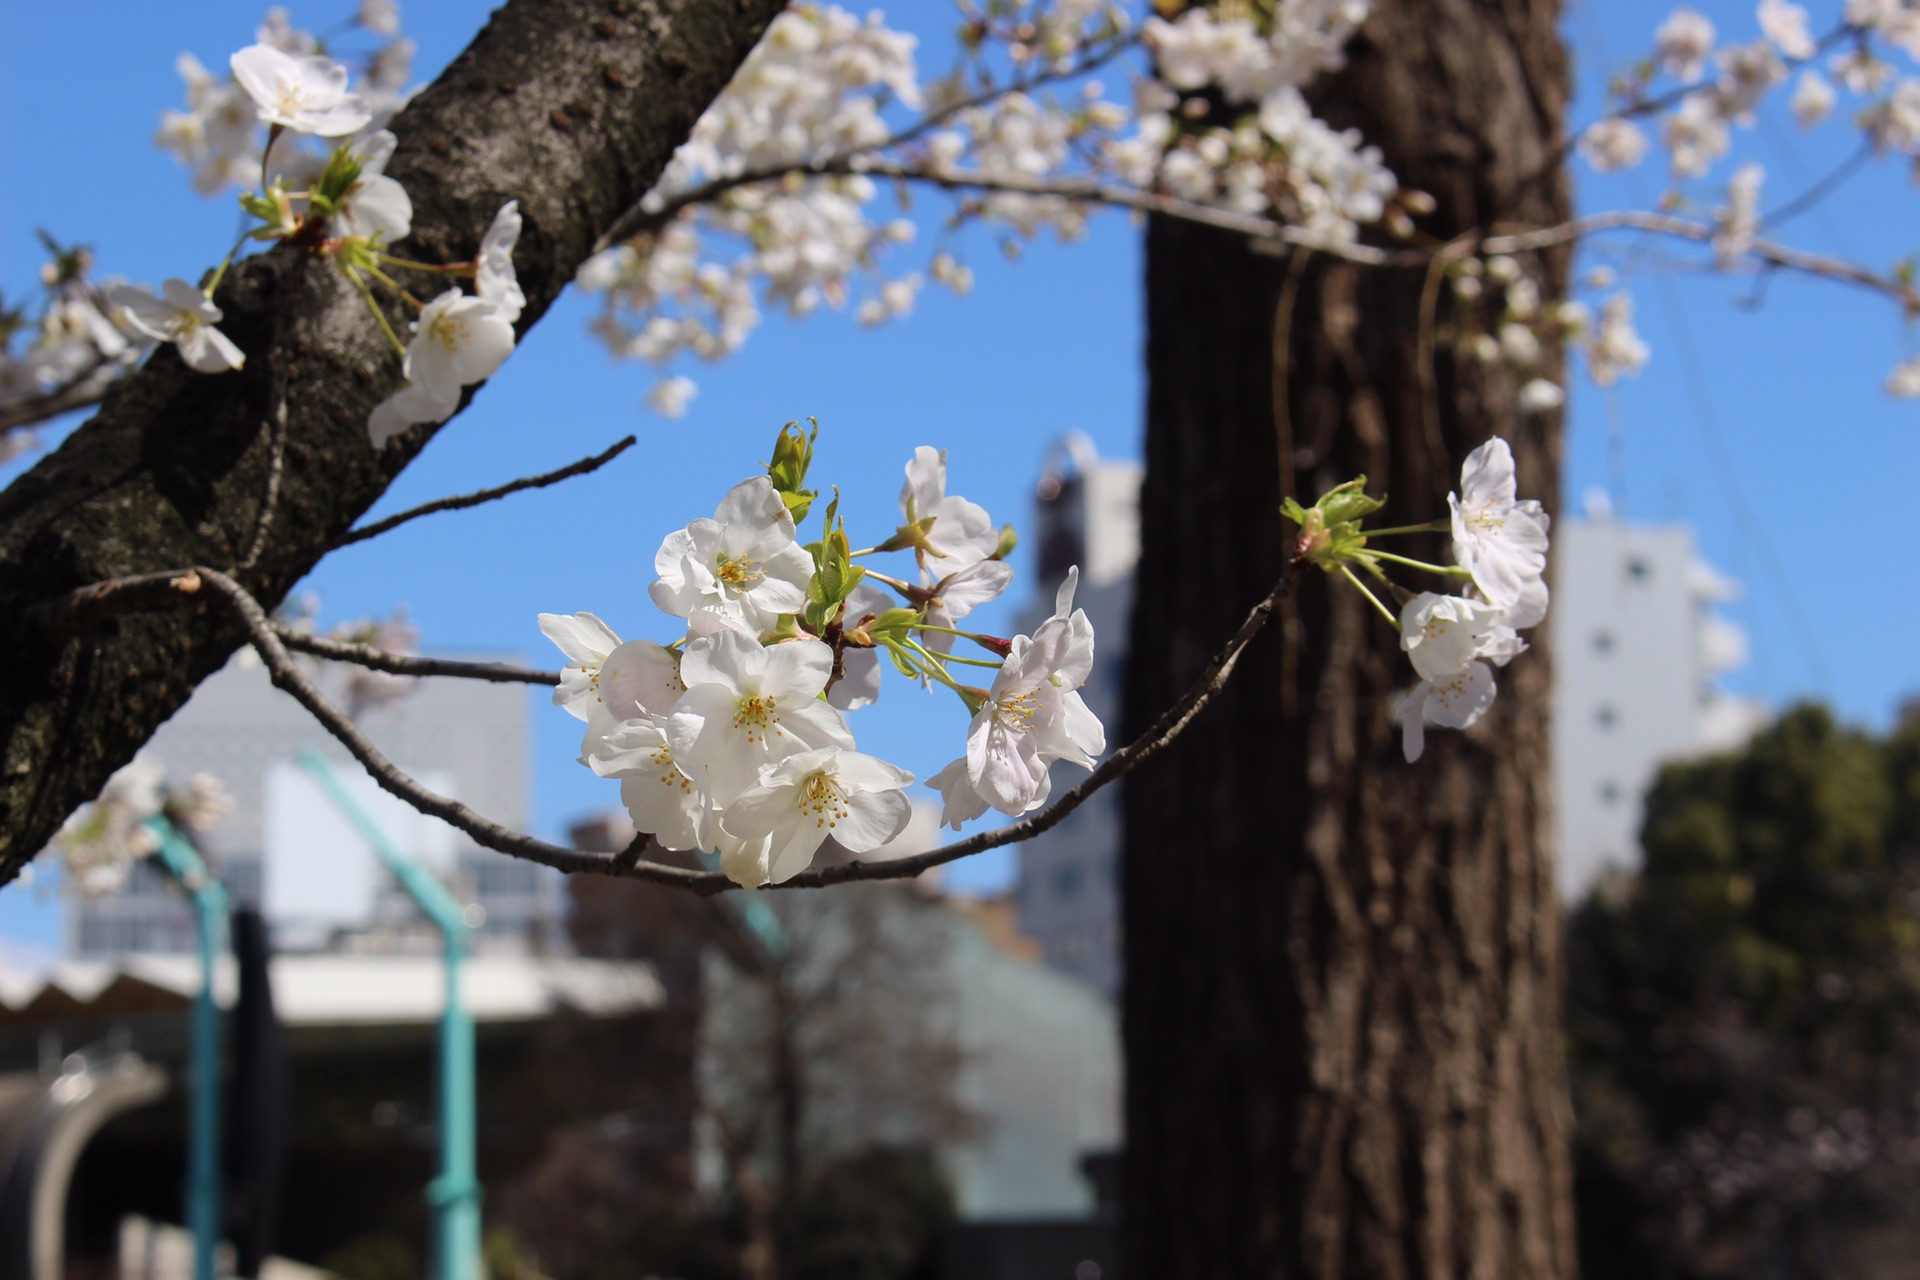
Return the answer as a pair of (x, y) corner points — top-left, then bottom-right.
(23, 568), (206, 642)
(328, 435), (638, 552)
(195, 566), (706, 889)
(274, 625), (561, 686)
(0, 354), (117, 435)
(192, 553), (1300, 897)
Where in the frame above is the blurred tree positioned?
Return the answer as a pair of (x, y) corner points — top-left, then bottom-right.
(1568, 703), (1920, 1278)
(1122, 1), (1574, 1274)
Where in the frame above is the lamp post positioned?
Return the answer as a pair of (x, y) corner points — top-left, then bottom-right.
(294, 749), (481, 1280)
(147, 817), (229, 1280)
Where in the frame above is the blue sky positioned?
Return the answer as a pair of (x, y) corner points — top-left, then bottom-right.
(3, 1), (1916, 952)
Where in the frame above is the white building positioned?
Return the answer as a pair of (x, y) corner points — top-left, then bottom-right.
(1011, 435), (1139, 1001)
(1549, 499), (1768, 898)
(68, 648), (556, 958)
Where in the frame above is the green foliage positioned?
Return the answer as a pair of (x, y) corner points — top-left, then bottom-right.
(767, 419), (819, 523)
(1568, 702), (1920, 1276)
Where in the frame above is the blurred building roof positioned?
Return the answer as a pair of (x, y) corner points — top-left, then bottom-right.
(0, 954), (661, 1029)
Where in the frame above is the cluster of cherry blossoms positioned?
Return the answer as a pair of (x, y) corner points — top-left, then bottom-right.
(541, 424), (1104, 889)
(1285, 437), (1550, 762)
(0, 241), (150, 453)
(127, 6), (523, 446)
(575, 1), (1399, 414)
(1578, 2), (1920, 397)
(156, 3), (413, 196)
(50, 758), (231, 896)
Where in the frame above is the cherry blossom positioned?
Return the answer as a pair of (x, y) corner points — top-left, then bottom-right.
(649, 476), (817, 629)
(1398, 593), (1506, 682)
(1579, 118), (1649, 172)
(1448, 437), (1550, 609)
(231, 43), (373, 136)
(719, 747), (915, 887)
(900, 446), (1001, 576)
(585, 716), (710, 853)
(476, 201), (524, 323)
(962, 567), (1103, 816)
(332, 130), (412, 243)
(1655, 9), (1717, 83)
(1393, 663), (1497, 764)
(367, 288), (515, 446)
(1791, 70), (1837, 125)
(664, 630), (853, 807)
(107, 280), (246, 374)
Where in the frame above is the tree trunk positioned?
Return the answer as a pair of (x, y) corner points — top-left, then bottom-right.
(1121, 3), (1575, 1276)
(0, 0), (786, 882)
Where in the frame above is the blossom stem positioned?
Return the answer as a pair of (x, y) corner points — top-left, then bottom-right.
(202, 230), (255, 298)
(900, 637), (973, 696)
(863, 570), (917, 596)
(921, 648), (1003, 670)
(1364, 549), (1472, 578)
(1338, 564), (1400, 627)
(1359, 520), (1451, 538)
(344, 266), (408, 358)
(362, 264), (424, 307)
(912, 623), (997, 643)
(377, 254), (473, 275)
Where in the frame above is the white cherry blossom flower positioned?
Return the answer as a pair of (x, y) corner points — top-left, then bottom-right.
(1448, 437), (1549, 608)
(1758, 0), (1815, 60)
(647, 376), (697, 419)
(827, 582), (893, 711)
(1884, 354), (1920, 397)
(53, 758), (165, 896)
(1519, 378), (1566, 412)
(1791, 70), (1836, 126)
(230, 44), (372, 136)
(719, 747), (915, 887)
(665, 631), (853, 807)
(539, 612), (625, 721)
(107, 280), (246, 373)
(360, 0), (402, 35)
(476, 201), (524, 323)
(1398, 593), (1506, 681)
(333, 130), (412, 243)
(1655, 9), (1716, 82)
(1394, 663), (1497, 763)
(1586, 292), (1651, 387)
(963, 568), (1103, 816)
(1713, 163), (1763, 265)
(1665, 92), (1730, 176)
(901, 446), (1000, 575)
(1579, 119), (1648, 172)
(366, 287), (516, 445)
(586, 716), (710, 852)
(650, 476), (815, 629)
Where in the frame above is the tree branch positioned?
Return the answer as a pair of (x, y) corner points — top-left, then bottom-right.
(0, 0), (789, 883)
(328, 434), (637, 551)
(274, 625), (560, 687)
(195, 555), (1301, 896)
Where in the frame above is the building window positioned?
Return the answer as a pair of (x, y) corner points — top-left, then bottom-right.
(1599, 780), (1622, 805)
(1054, 864), (1083, 899)
(1625, 557), (1652, 582)
(1592, 630), (1616, 655)
(1595, 705), (1618, 729)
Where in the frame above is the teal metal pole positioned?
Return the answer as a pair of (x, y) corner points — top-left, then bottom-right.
(149, 817), (229, 1280)
(294, 749), (481, 1280)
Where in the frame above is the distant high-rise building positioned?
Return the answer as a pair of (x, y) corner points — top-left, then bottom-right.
(68, 649), (554, 958)
(1549, 498), (1768, 898)
(1012, 435), (1139, 1000)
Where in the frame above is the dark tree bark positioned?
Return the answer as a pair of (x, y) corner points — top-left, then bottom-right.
(1121, 3), (1575, 1276)
(0, 0), (787, 881)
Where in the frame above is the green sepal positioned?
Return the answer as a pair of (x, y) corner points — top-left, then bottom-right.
(313, 145), (365, 208)
(1315, 477), (1386, 526)
(803, 501), (866, 633)
(993, 523), (1018, 560)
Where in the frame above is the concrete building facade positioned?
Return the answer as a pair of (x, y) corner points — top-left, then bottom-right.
(68, 650), (555, 958)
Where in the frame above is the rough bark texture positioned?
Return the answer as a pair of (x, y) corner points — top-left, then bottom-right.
(0, 0), (786, 881)
(1121, 3), (1575, 1277)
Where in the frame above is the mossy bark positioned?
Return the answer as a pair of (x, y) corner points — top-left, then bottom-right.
(0, 0), (787, 881)
(1121, 2), (1578, 1275)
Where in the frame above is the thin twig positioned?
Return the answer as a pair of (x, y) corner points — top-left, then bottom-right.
(240, 348), (291, 569)
(274, 625), (561, 686)
(0, 351), (118, 435)
(329, 435), (638, 551)
(1758, 140), (1873, 235)
(195, 566), (708, 889)
(194, 559), (1299, 895)
(22, 568), (205, 641)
